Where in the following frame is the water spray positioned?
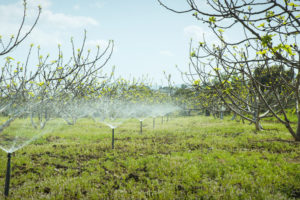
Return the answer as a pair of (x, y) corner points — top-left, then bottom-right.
(0, 102), (61, 197)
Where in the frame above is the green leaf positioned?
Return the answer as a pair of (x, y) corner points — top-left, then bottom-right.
(261, 34), (276, 47)
(288, 2), (299, 7)
(257, 23), (265, 28)
(209, 16), (216, 23)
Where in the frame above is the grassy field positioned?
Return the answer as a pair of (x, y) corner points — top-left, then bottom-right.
(0, 115), (299, 199)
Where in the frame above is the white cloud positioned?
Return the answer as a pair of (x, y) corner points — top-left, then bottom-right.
(73, 4), (80, 11)
(27, 0), (52, 9)
(41, 10), (99, 29)
(184, 25), (206, 41)
(184, 25), (215, 42)
(0, 0), (100, 48)
(25, 0), (97, 30)
(184, 25), (225, 46)
(0, 0), (99, 30)
(160, 50), (173, 57)
(86, 40), (109, 49)
(29, 29), (63, 47)
(92, 2), (105, 9)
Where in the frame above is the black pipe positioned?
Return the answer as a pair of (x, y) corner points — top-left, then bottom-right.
(4, 153), (11, 197)
(140, 121), (143, 134)
(112, 128), (115, 149)
(153, 118), (155, 129)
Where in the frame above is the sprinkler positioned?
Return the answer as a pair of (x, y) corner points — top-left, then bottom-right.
(153, 118), (155, 129)
(112, 128), (115, 149)
(0, 107), (58, 198)
(140, 120), (143, 134)
(4, 153), (11, 197)
(161, 116), (164, 124)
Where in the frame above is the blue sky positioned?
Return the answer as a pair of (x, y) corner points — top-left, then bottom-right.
(0, 0), (218, 85)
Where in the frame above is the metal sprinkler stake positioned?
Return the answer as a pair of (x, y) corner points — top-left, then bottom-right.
(153, 118), (155, 129)
(140, 121), (143, 134)
(4, 153), (11, 197)
(112, 128), (115, 149)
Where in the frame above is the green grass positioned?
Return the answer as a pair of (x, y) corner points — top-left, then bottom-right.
(0, 116), (299, 199)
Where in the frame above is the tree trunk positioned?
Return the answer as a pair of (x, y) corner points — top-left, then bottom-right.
(231, 113), (236, 120)
(255, 120), (263, 131)
(295, 129), (300, 141)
